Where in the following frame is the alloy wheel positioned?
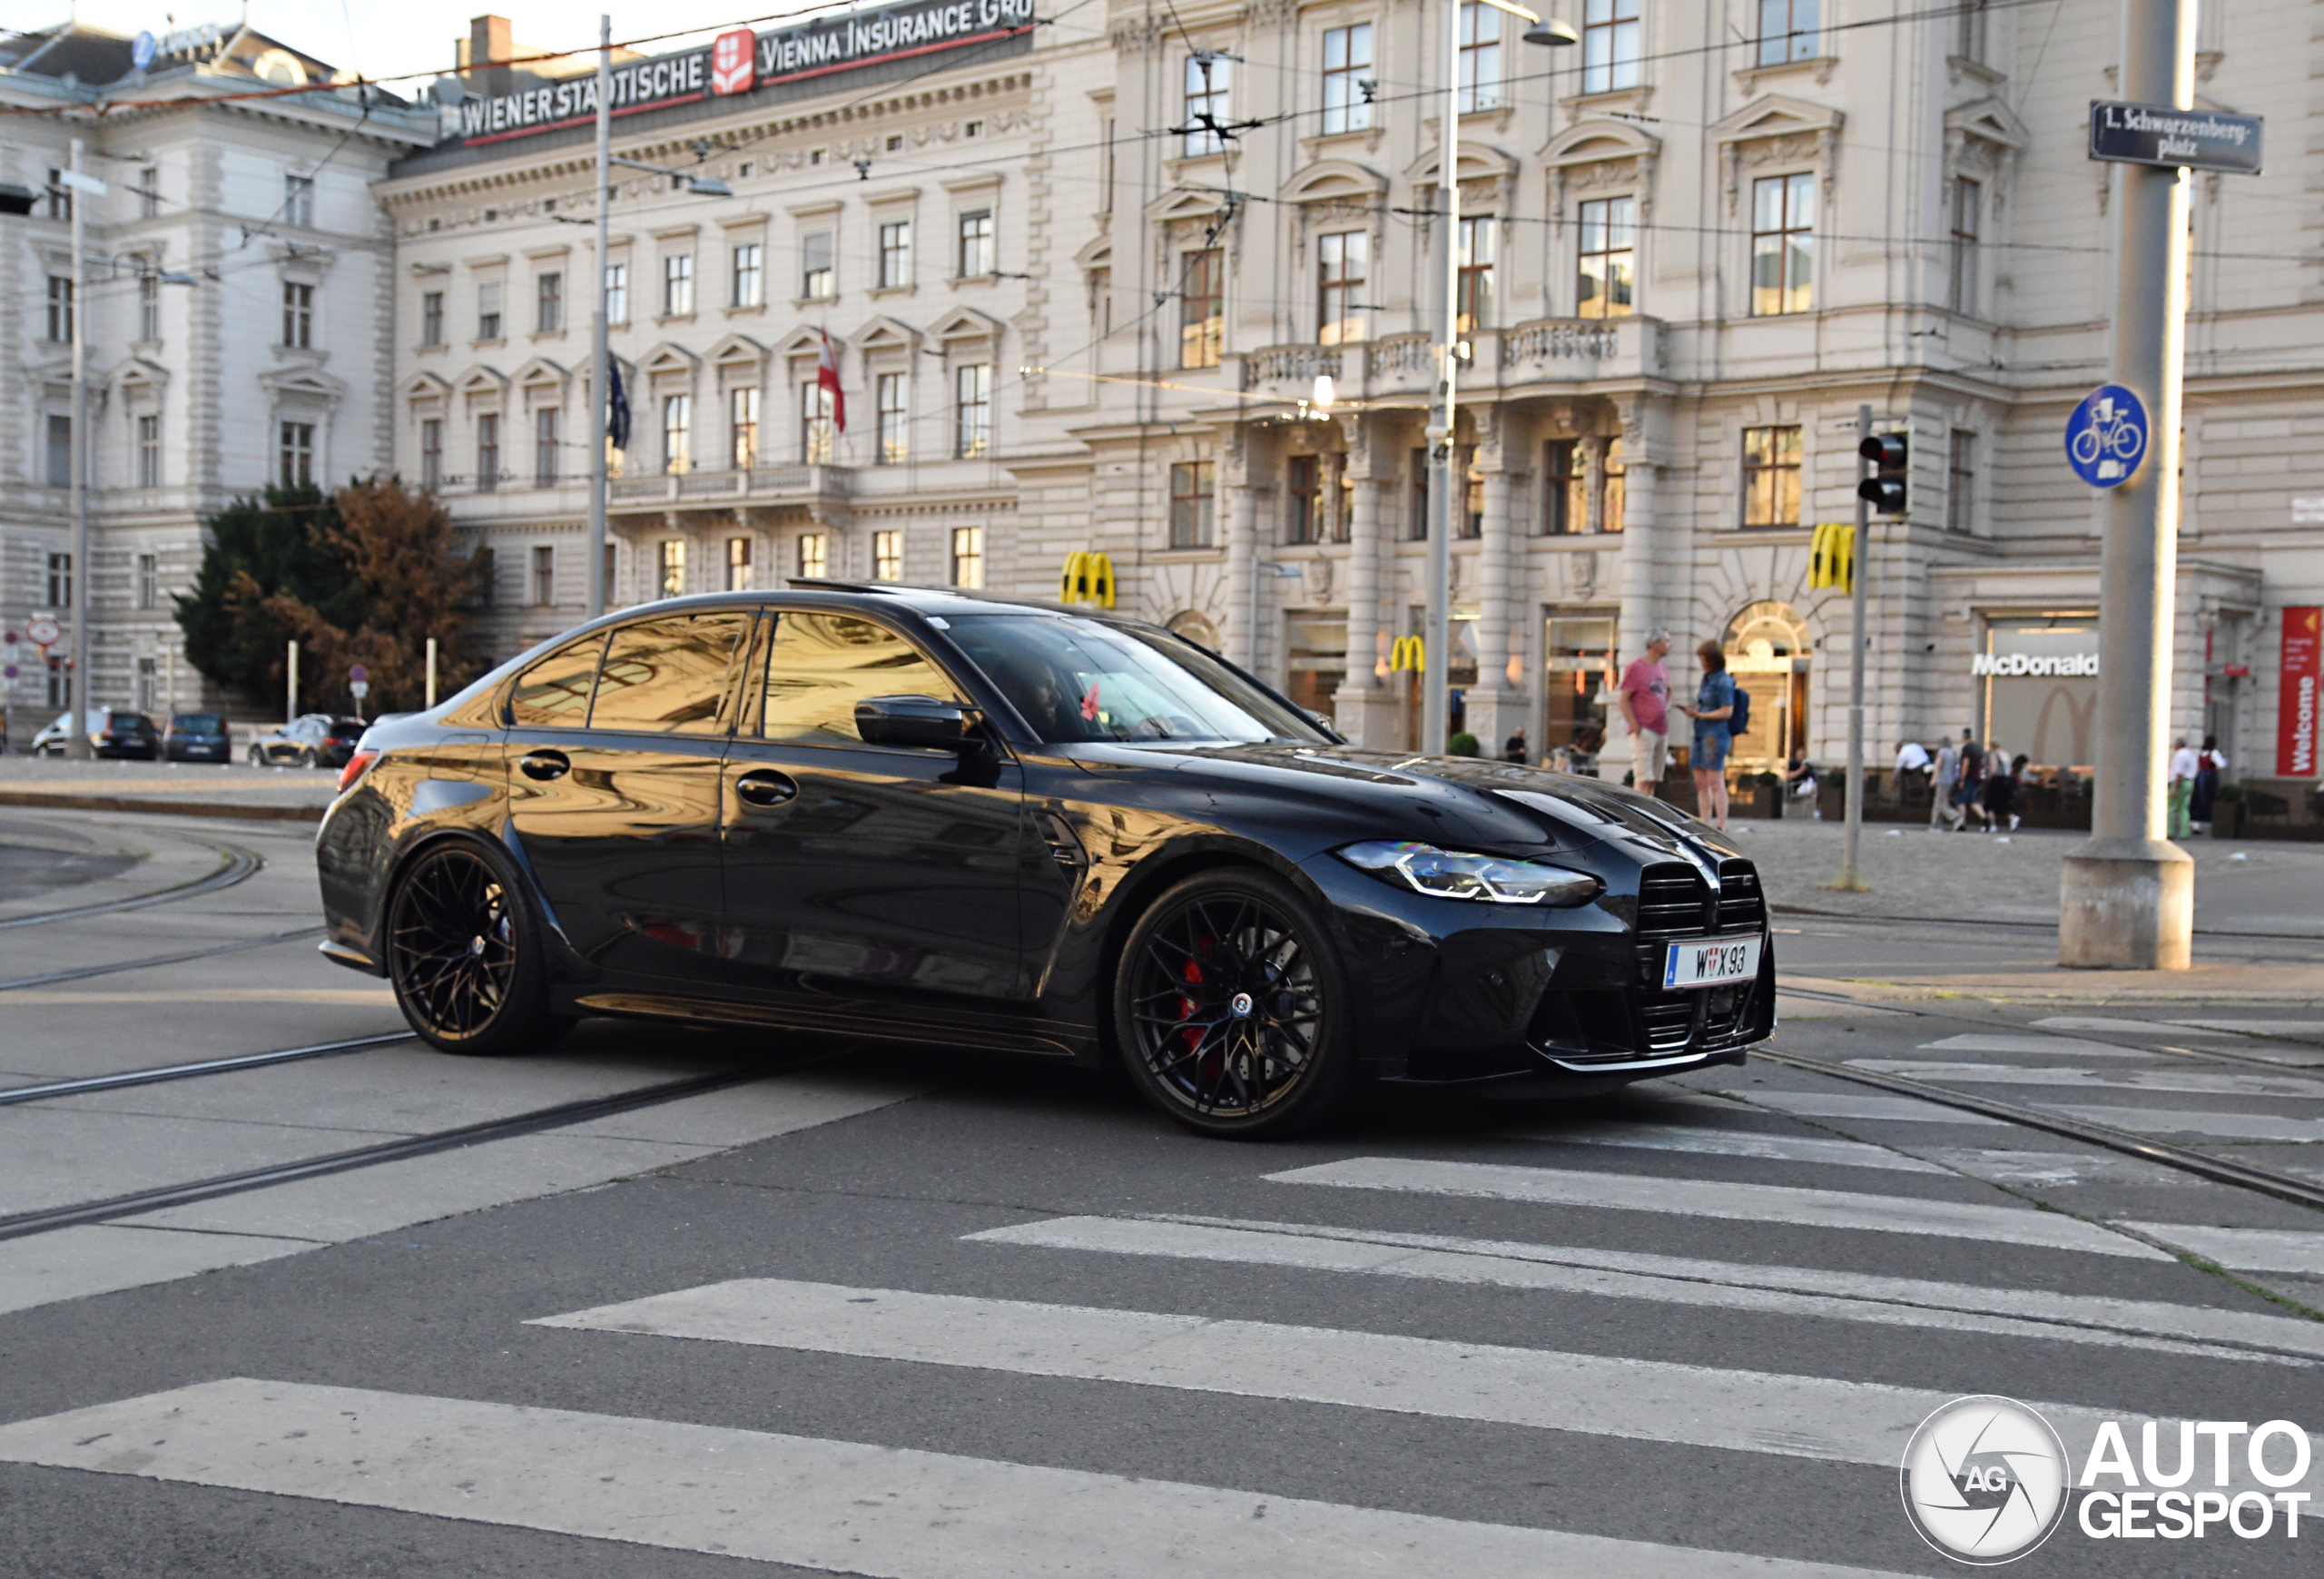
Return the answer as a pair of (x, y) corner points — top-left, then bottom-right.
(1124, 892), (1325, 1120)
(389, 846), (519, 1041)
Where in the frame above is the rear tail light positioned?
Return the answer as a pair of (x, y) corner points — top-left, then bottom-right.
(336, 749), (379, 794)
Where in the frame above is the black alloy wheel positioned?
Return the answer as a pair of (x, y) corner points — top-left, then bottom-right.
(1114, 869), (1356, 1138)
(387, 840), (556, 1055)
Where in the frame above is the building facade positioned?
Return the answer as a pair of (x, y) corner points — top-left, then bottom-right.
(0, 23), (438, 733)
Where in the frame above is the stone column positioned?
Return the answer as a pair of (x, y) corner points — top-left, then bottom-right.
(1332, 414), (1399, 747)
(1220, 425), (1263, 672)
(1612, 394), (1664, 705)
(1464, 411), (1526, 756)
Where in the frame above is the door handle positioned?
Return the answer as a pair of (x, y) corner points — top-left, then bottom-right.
(518, 750), (570, 782)
(734, 769), (798, 807)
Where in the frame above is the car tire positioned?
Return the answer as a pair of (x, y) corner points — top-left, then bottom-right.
(249, 745), (265, 766)
(298, 748), (318, 768)
(1111, 867), (1359, 1139)
(385, 838), (559, 1057)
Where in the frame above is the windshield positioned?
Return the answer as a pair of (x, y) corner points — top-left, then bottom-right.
(947, 613), (1327, 746)
(172, 715), (224, 732)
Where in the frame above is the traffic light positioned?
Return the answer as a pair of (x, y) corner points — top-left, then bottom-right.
(1856, 432), (1909, 517)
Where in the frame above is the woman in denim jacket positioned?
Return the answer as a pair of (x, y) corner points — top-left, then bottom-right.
(1676, 640), (1736, 830)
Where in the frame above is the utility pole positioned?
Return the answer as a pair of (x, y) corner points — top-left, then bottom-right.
(2059, 0), (2195, 968)
(586, 14), (613, 621)
(1834, 404), (1871, 891)
(1419, 0), (1460, 759)
(66, 137), (92, 761)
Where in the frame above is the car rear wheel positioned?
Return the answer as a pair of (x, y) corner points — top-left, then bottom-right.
(248, 745), (265, 765)
(1113, 868), (1357, 1139)
(386, 840), (557, 1056)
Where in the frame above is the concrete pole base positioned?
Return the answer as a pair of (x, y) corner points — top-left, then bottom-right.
(2058, 841), (2194, 970)
(1330, 686), (1408, 753)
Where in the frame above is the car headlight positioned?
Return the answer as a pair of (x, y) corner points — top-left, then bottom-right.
(1336, 841), (1600, 906)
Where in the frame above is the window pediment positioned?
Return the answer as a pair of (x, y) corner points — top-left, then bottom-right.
(1280, 158), (1388, 205)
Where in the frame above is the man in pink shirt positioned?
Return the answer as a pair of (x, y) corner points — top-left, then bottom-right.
(1617, 628), (1672, 792)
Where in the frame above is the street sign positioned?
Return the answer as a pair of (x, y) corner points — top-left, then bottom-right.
(2089, 101), (2262, 174)
(25, 615), (61, 648)
(2066, 384), (2149, 488)
(349, 664), (368, 684)
(349, 681), (370, 700)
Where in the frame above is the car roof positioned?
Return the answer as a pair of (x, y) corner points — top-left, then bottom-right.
(566, 583), (1164, 636)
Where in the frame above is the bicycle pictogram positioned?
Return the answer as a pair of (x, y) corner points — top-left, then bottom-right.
(2064, 382), (2149, 488)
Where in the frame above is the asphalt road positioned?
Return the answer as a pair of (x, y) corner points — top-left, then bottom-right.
(2, 808), (2320, 1577)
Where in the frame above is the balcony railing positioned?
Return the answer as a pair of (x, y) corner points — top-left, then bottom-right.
(608, 464), (853, 508)
(1237, 318), (1659, 410)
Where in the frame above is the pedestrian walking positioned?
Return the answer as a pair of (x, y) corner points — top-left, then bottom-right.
(2191, 735), (2227, 831)
(1502, 726), (1528, 765)
(1955, 731), (1988, 831)
(1980, 743), (2019, 832)
(1931, 736), (1962, 829)
(1616, 629), (1672, 794)
(1676, 640), (1736, 831)
(1786, 753), (1821, 817)
(2167, 736), (2199, 839)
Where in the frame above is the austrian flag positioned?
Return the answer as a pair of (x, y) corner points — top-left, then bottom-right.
(818, 329), (847, 433)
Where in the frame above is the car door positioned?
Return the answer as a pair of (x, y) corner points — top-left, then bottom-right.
(504, 609), (750, 983)
(721, 607), (1029, 1002)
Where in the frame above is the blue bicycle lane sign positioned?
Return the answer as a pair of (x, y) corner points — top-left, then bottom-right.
(2065, 382), (2149, 487)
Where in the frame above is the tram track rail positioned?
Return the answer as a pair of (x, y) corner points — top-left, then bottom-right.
(0, 836), (262, 930)
(0, 1031), (414, 1109)
(0, 924), (327, 992)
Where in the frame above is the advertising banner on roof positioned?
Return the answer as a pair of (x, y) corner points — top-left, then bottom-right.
(458, 0), (1036, 146)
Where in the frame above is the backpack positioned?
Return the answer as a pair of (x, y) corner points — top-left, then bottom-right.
(1728, 684), (1751, 736)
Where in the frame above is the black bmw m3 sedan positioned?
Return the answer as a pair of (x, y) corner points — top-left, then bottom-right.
(315, 585), (1775, 1137)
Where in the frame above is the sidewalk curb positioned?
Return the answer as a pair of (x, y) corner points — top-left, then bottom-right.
(0, 790), (325, 824)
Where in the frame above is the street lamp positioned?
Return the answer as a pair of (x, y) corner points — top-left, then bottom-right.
(1422, 0), (1572, 755)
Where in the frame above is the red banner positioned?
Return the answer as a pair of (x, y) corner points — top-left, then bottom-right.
(2280, 606), (2322, 776)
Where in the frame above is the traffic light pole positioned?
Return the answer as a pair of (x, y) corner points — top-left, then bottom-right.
(1833, 403), (1870, 892)
(2059, 0), (2195, 969)
(586, 15), (612, 622)
(66, 138), (91, 762)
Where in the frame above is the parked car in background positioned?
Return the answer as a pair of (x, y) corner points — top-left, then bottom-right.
(32, 709), (159, 759)
(249, 714), (368, 768)
(164, 713), (232, 764)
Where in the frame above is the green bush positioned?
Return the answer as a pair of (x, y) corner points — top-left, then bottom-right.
(1446, 732), (1482, 757)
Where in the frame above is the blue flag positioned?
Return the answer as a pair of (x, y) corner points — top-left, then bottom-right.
(606, 360), (631, 450)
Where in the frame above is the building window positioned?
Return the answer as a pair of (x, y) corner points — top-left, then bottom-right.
(1322, 24), (1373, 134)
(473, 546), (498, 610)
(950, 525), (985, 588)
(535, 407), (560, 486)
(872, 529), (903, 580)
(661, 393), (692, 474)
(136, 166), (161, 218)
(1168, 460), (1216, 548)
(1543, 440), (1582, 534)
(875, 373), (908, 465)
(44, 413), (70, 489)
(46, 551), (72, 607)
(1179, 248), (1224, 369)
(139, 271), (162, 342)
(281, 281), (313, 349)
(957, 211), (994, 278)
(1756, 0), (1820, 64)
(1460, 449), (1484, 539)
(419, 419), (442, 489)
(726, 535), (754, 590)
(536, 271), (562, 333)
(801, 381), (836, 463)
(278, 420), (315, 488)
(135, 414), (162, 489)
(659, 539), (686, 597)
(878, 221), (912, 289)
(954, 363), (992, 459)
(1410, 446), (1431, 540)
(1741, 425), (1803, 528)
(1458, 3), (1502, 113)
(1948, 178), (1981, 316)
(1581, 0), (1641, 94)
(1602, 437), (1626, 533)
(732, 242), (763, 308)
(532, 544), (556, 606)
(663, 253), (694, 316)
(605, 262), (628, 325)
(283, 173), (314, 228)
(796, 533), (828, 579)
(45, 275), (72, 342)
(802, 232), (834, 299)
(134, 553), (158, 610)
(1947, 429), (1976, 533)
(473, 413), (498, 490)
(1317, 231), (1369, 346)
(137, 656), (157, 713)
(421, 290), (445, 346)
(1455, 216), (1495, 335)
(477, 279), (503, 340)
(1750, 173), (1816, 317)
(729, 387), (760, 469)
(1577, 196), (1636, 318)
(1183, 54), (1232, 156)
(1285, 454), (1322, 545)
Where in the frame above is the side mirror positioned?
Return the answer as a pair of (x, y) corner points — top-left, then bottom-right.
(855, 694), (978, 751)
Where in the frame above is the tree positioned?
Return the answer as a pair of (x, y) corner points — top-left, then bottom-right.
(261, 478), (492, 715)
(174, 485), (359, 711)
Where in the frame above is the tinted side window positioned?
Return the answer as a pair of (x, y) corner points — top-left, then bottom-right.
(508, 632), (607, 728)
(759, 612), (961, 746)
(590, 612), (752, 735)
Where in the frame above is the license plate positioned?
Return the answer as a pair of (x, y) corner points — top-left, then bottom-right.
(1663, 933), (1763, 991)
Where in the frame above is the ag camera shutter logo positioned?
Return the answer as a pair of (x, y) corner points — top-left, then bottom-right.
(1900, 1396), (2072, 1564)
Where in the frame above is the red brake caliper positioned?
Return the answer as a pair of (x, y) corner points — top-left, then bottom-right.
(1178, 954), (1204, 1052)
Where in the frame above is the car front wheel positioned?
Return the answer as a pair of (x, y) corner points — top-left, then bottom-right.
(386, 839), (558, 1056)
(1112, 868), (1358, 1139)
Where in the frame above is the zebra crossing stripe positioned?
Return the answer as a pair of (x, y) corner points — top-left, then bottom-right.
(2112, 1222), (2324, 1276)
(1916, 1033), (2157, 1059)
(1494, 1123), (1948, 1173)
(1261, 1157), (2168, 1258)
(965, 1215), (2324, 1363)
(2053, 1106), (2324, 1142)
(0, 1377), (1925, 1579)
(1849, 1061), (2324, 1100)
(1738, 1091), (2009, 1126)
